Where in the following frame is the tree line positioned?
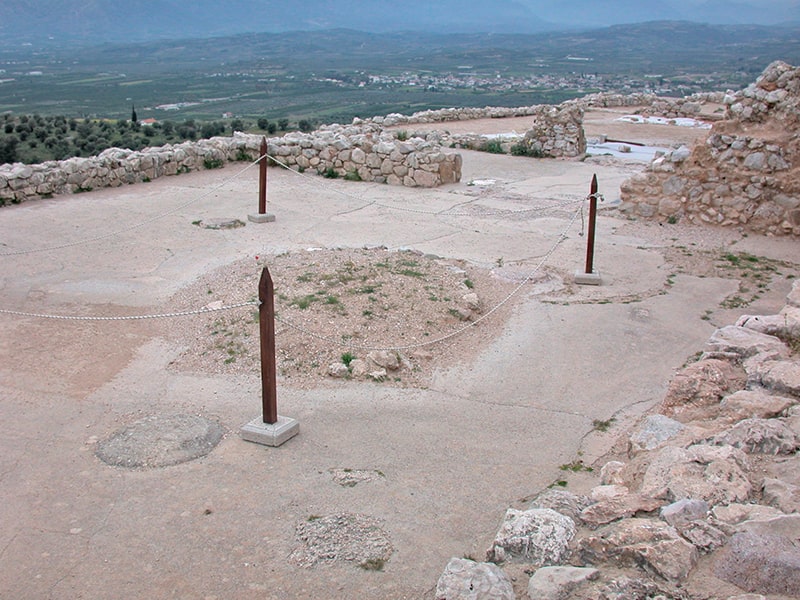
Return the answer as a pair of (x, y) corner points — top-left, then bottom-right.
(0, 113), (319, 166)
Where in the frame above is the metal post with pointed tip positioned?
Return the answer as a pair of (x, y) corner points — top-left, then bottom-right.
(259, 266), (277, 424)
(259, 137), (268, 214)
(585, 174), (598, 274)
(248, 137), (276, 223)
(240, 266), (299, 446)
(575, 174), (602, 285)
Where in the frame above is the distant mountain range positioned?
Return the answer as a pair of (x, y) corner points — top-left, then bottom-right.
(2, 0), (799, 46)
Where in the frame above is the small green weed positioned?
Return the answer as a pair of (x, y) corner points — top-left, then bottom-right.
(559, 460), (593, 473)
(290, 294), (318, 309)
(592, 418), (616, 433)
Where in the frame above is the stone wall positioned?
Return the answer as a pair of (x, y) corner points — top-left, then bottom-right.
(0, 124), (462, 206)
(619, 61), (800, 236)
(395, 104), (586, 159)
(268, 123), (461, 187)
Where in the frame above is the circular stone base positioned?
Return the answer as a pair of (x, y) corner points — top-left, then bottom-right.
(96, 413), (224, 468)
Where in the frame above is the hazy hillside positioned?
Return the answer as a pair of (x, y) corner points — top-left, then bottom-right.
(2, 0), (799, 46)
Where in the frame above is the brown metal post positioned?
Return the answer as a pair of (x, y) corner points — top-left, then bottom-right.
(258, 137), (268, 215)
(584, 174), (598, 274)
(258, 266), (278, 424)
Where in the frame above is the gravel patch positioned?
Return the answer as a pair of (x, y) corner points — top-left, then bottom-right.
(163, 247), (527, 388)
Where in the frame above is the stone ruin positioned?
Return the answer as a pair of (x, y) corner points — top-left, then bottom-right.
(2, 62), (799, 240)
(0, 123), (462, 205)
(435, 280), (800, 599)
(371, 103), (587, 159)
(620, 61), (800, 236)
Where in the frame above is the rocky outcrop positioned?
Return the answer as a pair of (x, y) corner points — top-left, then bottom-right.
(436, 280), (800, 599)
(619, 61), (800, 236)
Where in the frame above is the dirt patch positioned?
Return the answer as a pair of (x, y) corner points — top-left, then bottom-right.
(289, 513), (394, 570)
(164, 247), (529, 387)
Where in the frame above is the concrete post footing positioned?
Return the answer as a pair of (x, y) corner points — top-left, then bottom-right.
(574, 270), (602, 286)
(248, 213), (276, 223)
(240, 415), (299, 447)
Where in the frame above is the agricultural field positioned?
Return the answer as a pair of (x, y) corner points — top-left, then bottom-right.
(2, 22), (800, 164)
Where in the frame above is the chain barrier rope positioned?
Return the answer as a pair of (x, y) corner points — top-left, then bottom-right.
(0, 156), (263, 257)
(272, 204), (583, 352)
(0, 301), (259, 321)
(0, 145), (594, 347)
(265, 152), (585, 217)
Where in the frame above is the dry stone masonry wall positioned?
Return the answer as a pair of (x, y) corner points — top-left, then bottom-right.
(620, 61), (800, 236)
(0, 123), (462, 206)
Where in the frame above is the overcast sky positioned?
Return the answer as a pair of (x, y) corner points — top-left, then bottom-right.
(2, 0), (799, 46)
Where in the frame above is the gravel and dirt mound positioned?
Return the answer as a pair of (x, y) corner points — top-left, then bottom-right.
(164, 246), (529, 387)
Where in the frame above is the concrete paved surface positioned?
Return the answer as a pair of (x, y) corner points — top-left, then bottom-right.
(0, 132), (795, 599)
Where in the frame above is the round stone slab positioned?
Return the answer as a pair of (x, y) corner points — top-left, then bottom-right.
(96, 414), (224, 468)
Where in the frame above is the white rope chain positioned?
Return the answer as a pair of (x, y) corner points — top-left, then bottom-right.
(0, 157), (262, 257)
(272, 205), (582, 352)
(267, 152), (585, 216)
(0, 204), (581, 348)
(0, 301), (259, 321)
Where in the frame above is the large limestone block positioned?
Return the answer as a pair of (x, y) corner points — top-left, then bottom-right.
(577, 518), (698, 581)
(640, 444), (751, 506)
(714, 532), (800, 595)
(435, 558), (515, 600)
(486, 508), (575, 565)
(704, 325), (788, 360)
(527, 566), (599, 600)
(713, 418), (799, 455)
(661, 359), (746, 422)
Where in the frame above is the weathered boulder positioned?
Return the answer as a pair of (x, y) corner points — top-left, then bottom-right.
(717, 389), (794, 423)
(713, 418), (799, 455)
(714, 532), (800, 595)
(703, 325), (788, 360)
(579, 487), (662, 529)
(762, 478), (800, 513)
(676, 519), (728, 553)
(711, 502), (786, 526)
(628, 414), (686, 455)
(434, 558), (515, 600)
(640, 444), (751, 505)
(526, 566), (599, 600)
(753, 360), (800, 397)
(590, 576), (690, 600)
(328, 362), (350, 378)
(577, 518), (698, 581)
(529, 489), (592, 522)
(486, 508), (575, 565)
(661, 359), (746, 422)
(660, 499), (709, 528)
(366, 350), (401, 371)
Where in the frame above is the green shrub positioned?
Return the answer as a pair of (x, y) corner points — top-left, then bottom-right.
(483, 140), (504, 154)
(203, 157), (224, 169)
(344, 169), (362, 181)
(322, 166), (339, 179)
